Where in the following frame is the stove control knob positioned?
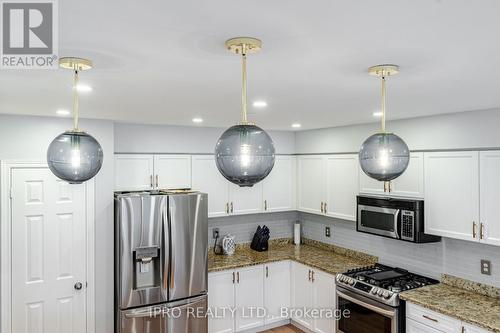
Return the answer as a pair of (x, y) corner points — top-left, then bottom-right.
(383, 291), (391, 299)
(377, 289), (384, 296)
(339, 276), (345, 283)
(371, 288), (378, 295)
(348, 278), (355, 285)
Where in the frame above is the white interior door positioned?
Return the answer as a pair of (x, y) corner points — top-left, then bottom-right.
(11, 168), (87, 333)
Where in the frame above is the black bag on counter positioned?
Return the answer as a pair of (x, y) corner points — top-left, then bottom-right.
(250, 225), (270, 252)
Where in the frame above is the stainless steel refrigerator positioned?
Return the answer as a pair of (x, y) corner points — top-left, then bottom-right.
(114, 191), (208, 333)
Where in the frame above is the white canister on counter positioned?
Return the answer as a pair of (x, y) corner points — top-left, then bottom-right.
(294, 222), (301, 245)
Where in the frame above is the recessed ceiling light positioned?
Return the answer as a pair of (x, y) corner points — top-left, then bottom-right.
(56, 109), (70, 116)
(252, 100), (267, 108)
(76, 84), (92, 92)
(291, 123), (301, 128)
(373, 111), (383, 117)
(192, 117), (203, 123)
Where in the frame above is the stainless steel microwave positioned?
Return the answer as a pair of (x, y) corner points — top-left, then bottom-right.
(357, 196), (440, 243)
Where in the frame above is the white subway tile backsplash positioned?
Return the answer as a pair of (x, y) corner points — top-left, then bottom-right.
(209, 210), (500, 287)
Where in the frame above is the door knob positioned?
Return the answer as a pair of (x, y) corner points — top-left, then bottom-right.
(74, 282), (83, 290)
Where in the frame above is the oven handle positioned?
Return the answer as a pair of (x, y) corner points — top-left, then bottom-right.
(337, 290), (396, 318)
(393, 209), (400, 239)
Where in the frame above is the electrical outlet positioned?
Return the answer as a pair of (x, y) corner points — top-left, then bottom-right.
(325, 226), (331, 238)
(481, 259), (491, 275)
(212, 228), (220, 239)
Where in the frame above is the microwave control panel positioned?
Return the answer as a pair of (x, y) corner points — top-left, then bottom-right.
(401, 210), (415, 241)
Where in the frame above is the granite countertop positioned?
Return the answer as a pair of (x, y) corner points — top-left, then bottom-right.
(400, 277), (500, 332)
(208, 238), (378, 276)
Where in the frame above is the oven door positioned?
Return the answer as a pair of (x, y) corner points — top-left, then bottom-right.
(357, 204), (400, 239)
(336, 287), (399, 333)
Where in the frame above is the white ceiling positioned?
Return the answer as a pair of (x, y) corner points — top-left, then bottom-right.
(1, 0), (500, 130)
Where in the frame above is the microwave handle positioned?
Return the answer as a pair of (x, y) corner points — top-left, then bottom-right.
(393, 209), (400, 239)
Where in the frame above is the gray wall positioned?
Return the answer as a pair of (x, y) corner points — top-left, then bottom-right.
(114, 122), (296, 154)
(296, 108), (500, 153)
(0, 114), (114, 333)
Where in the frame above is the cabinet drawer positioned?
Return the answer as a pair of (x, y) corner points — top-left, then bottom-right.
(407, 318), (443, 333)
(407, 303), (461, 332)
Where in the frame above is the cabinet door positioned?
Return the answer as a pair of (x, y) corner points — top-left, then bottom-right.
(462, 323), (492, 333)
(264, 261), (291, 325)
(312, 270), (336, 333)
(114, 154), (154, 191)
(208, 271), (235, 333)
(154, 155), (192, 189)
(229, 183), (263, 215)
(192, 155), (230, 217)
(262, 156), (296, 212)
(325, 154), (359, 221)
(406, 318), (442, 333)
(235, 266), (264, 332)
(479, 151), (500, 246)
(291, 262), (313, 329)
(391, 152), (424, 198)
(359, 152), (424, 198)
(424, 151), (479, 241)
(298, 156), (326, 214)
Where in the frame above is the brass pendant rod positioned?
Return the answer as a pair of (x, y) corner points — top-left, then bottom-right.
(381, 75), (386, 133)
(241, 43), (248, 125)
(73, 68), (80, 131)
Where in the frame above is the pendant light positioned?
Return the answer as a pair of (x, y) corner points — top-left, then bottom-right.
(359, 65), (409, 191)
(215, 37), (275, 187)
(47, 57), (103, 184)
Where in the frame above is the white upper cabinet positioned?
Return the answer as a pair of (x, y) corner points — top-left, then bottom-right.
(229, 183), (263, 215)
(262, 156), (296, 212)
(154, 155), (192, 189)
(359, 152), (424, 198)
(114, 154), (154, 191)
(479, 151), (500, 246)
(424, 151), (479, 241)
(298, 156), (326, 215)
(325, 154), (359, 221)
(191, 155), (230, 218)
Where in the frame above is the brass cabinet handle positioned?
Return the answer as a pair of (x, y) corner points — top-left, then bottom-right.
(225, 202), (229, 214)
(324, 202), (327, 214)
(232, 272), (235, 284)
(473, 222), (477, 238)
(155, 175), (159, 188)
(461, 326), (465, 333)
(150, 175), (153, 188)
(308, 270), (311, 281)
(266, 266), (269, 278)
(480, 223), (484, 240)
(311, 270), (315, 282)
(422, 315), (438, 323)
(264, 200), (267, 211)
(236, 271), (239, 283)
(320, 202), (324, 213)
(230, 202), (234, 213)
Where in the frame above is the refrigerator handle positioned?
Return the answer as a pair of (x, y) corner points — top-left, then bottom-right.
(169, 204), (175, 290)
(162, 200), (169, 291)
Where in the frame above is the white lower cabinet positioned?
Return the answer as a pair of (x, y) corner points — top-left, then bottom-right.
(234, 266), (265, 331)
(406, 302), (492, 333)
(208, 270), (235, 333)
(291, 262), (336, 333)
(264, 261), (291, 325)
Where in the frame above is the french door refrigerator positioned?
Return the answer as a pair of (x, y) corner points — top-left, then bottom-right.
(115, 191), (208, 333)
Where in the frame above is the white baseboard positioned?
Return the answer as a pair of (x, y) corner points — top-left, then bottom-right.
(290, 319), (315, 333)
(238, 319), (292, 333)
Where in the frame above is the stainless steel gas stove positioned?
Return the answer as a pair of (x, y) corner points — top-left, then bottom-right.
(336, 264), (438, 333)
